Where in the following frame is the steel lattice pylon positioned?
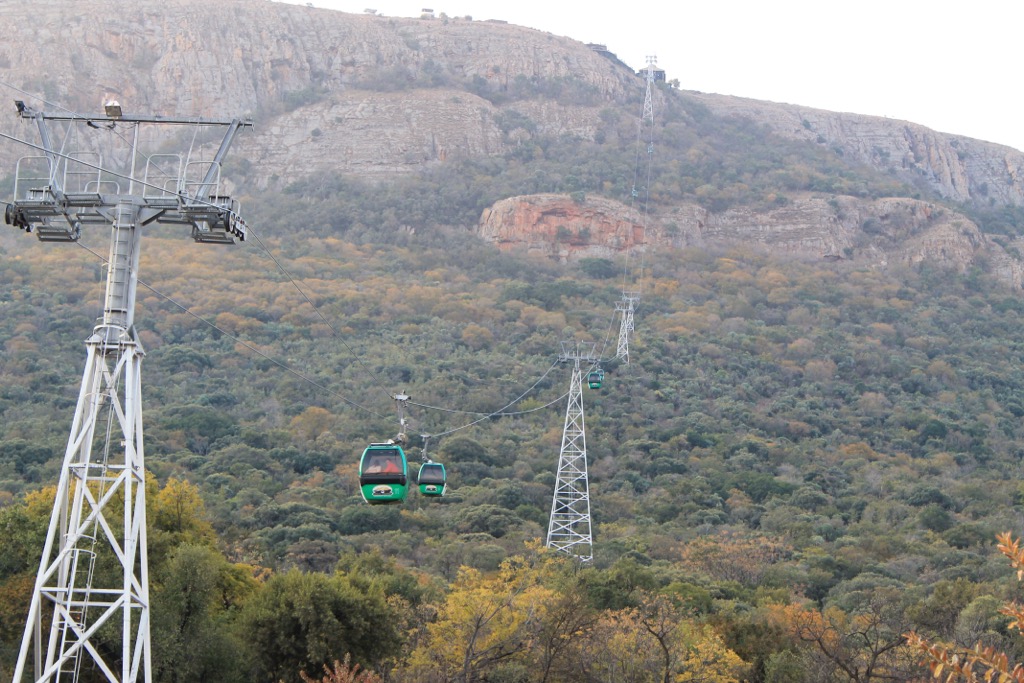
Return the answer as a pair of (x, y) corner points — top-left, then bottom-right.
(546, 342), (596, 562)
(8, 103), (250, 683)
(641, 55), (656, 132)
(19, 204), (151, 683)
(615, 292), (640, 364)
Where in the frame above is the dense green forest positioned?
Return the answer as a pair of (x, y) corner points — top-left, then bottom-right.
(4, 217), (1024, 680)
(4, 72), (1024, 681)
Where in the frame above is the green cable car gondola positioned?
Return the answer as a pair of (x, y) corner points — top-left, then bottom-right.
(358, 442), (409, 504)
(588, 368), (605, 390)
(417, 462), (447, 497)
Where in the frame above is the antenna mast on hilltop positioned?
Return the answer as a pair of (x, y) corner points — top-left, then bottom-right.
(7, 101), (251, 683)
(546, 341), (597, 562)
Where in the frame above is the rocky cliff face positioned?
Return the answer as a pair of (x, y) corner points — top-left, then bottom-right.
(479, 192), (1024, 288)
(2, 0), (1020, 207)
(686, 93), (1024, 208)
(2, 0), (1023, 284)
(0, 0), (635, 110)
(0, 0), (637, 183)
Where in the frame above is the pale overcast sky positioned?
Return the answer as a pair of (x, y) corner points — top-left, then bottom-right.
(280, 0), (1024, 153)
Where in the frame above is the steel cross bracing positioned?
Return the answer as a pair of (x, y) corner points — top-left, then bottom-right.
(628, 55), (656, 208)
(546, 342), (597, 562)
(615, 292), (640, 364)
(8, 103), (251, 683)
(641, 56), (656, 130)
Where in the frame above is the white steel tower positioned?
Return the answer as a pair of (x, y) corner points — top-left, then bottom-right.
(546, 342), (596, 562)
(615, 291), (640, 364)
(6, 102), (251, 683)
(640, 55), (656, 144)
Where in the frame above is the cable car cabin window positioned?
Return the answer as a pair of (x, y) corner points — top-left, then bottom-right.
(364, 451), (402, 473)
(418, 464), (446, 484)
(360, 448), (406, 484)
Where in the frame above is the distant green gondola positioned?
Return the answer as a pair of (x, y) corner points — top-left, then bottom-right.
(358, 443), (409, 504)
(417, 462), (447, 497)
(588, 369), (605, 390)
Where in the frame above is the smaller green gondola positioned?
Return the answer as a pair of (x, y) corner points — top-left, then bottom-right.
(587, 369), (605, 390)
(359, 443), (409, 504)
(417, 462), (447, 497)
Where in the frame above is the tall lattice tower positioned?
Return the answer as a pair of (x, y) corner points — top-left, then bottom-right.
(640, 55), (656, 147)
(7, 102), (250, 683)
(615, 291), (640, 364)
(546, 342), (597, 562)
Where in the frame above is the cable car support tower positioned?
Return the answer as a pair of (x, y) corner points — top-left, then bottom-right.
(617, 56), (658, 364)
(7, 101), (251, 683)
(546, 342), (597, 562)
(614, 291), (640, 365)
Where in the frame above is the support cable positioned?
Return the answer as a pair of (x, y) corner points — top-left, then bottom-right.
(594, 300), (622, 362)
(0, 79), (115, 119)
(621, 72), (645, 290)
(0, 88), (572, 430)
(621, 56), (657, 299)
(1, 127), (562, 426)
(73, 240), (387, 419)
(242, 224), (396, 404)
(410, 359), (560, 416)
(424, 391), (569, 440)
(634, 58), (657, 301)
(239, 219), (571, 423)
(76, 234), (565, 427)
(0, 122), (397, 408)
(0, 125), (538, 416)
(0, 97), (415, 411)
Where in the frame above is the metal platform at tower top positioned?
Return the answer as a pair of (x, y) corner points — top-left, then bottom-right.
(5, 101), (251, 246)
(7, 101), (252, 683)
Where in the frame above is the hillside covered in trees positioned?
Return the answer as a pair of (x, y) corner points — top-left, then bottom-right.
(3, 1), (1024, 682)
(4, 225), (1024, 681)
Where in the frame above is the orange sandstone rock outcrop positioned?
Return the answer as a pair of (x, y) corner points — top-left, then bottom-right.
(479, 192), (1024, 288)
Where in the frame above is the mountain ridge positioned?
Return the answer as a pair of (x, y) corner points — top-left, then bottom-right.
(687, 91), (1024, 206)
(0, 0), (1022, 284)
